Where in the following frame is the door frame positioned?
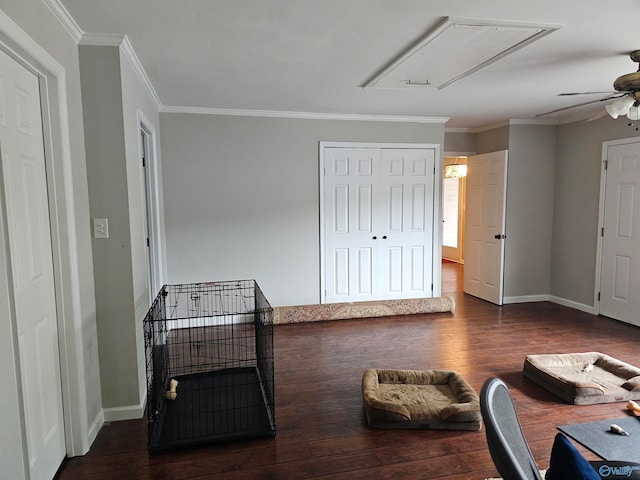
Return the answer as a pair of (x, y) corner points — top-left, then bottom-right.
(138, 109), (165, 300)
(319, 141), (442, 304)
(594, 136), (640, 316)
(442, 152), (473, 263)
(0, 11), (97, 459)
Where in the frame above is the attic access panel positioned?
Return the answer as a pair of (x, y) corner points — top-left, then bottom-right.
(364, 17), (561, 90)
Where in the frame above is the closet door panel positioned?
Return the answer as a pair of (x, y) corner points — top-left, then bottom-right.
(324, 145), (436, 303)
(324, 148), (380, 302)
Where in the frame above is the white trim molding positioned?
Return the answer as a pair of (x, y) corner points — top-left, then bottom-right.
(502, 294), (550, 304)
(79, 32), (125, 46)
(103, 397), (146, 423)
(502, 293), (595, 315)
(42, 0), (82, 43)
(548, 295), (595, 315)
(161, 105), (449, 124)
(80, 33), (162, 111)
(120, 36), (162, 110)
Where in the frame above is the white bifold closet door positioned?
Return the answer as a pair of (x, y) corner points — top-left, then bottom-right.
(323, 146), (436, 303)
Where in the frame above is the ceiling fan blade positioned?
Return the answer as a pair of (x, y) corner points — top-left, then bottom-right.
(535, 94), (624, 118)
(559, 91), (617, 96)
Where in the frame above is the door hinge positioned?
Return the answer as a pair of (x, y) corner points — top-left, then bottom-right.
(601, 227), (604, 237)
(598, 292), (601, 301)
(146, 237), (150, 247)
(604, 159), (608, 170)
(142, 156), (146, 168)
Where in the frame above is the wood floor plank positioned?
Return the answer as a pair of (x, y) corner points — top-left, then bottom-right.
(55, 263), (640, 480)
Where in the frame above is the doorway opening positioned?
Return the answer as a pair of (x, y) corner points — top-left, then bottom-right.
(442, 156), (467, 264)
(442, 155), (468, 294)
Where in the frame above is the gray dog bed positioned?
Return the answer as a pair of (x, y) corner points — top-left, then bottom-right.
(523, 352), (640, 405)
(362, 369), (482, 431)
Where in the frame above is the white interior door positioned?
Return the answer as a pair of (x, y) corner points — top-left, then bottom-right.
(323, 145), (435, 303)
(0, 49), (66, 479)
(463, 150), (508, 305)
(599, 140), (640, 326)
(379, 148), (434, 299)
(324, 147), (380, 302)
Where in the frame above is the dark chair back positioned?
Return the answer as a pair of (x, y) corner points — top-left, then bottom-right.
(480, 377), (543, 480)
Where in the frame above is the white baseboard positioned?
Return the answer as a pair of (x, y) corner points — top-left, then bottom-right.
(548, 295), (595, 315)
(502, 294), (549, 304)
(103, 392), (146, 422)
(86, 409), (104, 448)
(502, 293), (595, 315)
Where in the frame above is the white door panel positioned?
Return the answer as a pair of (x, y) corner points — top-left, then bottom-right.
(600, 142), (640, 326)
(464, 151), (508, 305)
(0, 49), (66, 479)
(323, 146), (435, 303)
(379, 148), (434, 300)
(324, 148), (379, 302)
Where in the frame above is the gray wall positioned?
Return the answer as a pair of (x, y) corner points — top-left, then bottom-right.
(160, 113), (445, 307)
(0, 0), (99, 476)
(470, 118), (638, 307)
(119, 49), (165, 405)
(444, 131), (476, 153)
(80, 44), (162, 413)
(476, 125), (509, 154)
(472, 124), (556, 300)
(551, 116), (638, 306)
(504, 125), (556, 298)
(80, 45), (137, 409)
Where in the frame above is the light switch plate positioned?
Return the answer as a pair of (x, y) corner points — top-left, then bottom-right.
(93, 218), (109, 239)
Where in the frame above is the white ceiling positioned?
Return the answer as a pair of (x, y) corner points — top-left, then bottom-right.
(59, 0), (640, 130)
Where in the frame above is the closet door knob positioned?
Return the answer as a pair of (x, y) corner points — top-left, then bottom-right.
(372, 236), (377, 240)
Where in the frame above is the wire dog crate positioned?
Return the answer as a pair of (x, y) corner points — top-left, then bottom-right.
(144, 280), (275, 453)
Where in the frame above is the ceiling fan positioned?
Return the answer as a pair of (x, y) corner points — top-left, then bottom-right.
(537, 50), (640, 119)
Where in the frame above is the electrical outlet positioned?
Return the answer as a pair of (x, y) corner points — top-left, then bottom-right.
(93, 218), (109, 239)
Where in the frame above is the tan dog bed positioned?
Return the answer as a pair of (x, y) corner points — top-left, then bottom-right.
(523, 352), (640, 405)
(361, 369), (482, 431)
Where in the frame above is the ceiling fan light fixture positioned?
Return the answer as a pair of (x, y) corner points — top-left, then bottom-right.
(627, 104), (640, 121)
(606, 103), (621, 119)
(606, 95), (635, 119)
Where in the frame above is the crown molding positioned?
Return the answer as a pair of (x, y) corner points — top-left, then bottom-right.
(466, 118), (558, 133)
(42, 0), (83, 43)
(119, 36), (162, 110)
(0, 6), (64, 76)
(79, 33), (162, 111)
(445, 127), (474, 133)
(161, 106), (449, 124)
(446, 118), (561, 134)
(79, 32), (125, 46)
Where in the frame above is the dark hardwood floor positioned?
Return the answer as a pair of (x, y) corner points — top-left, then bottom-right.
(56, 262), (640, 479)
